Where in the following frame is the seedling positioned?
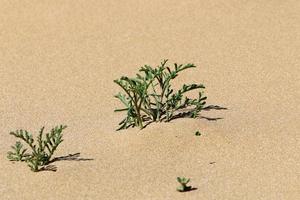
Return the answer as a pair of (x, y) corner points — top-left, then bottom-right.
(177, 177), (192, 192)
(114, 60), (207, 130)
(195, 131), (201, 136)
(7, 125), (67, 172)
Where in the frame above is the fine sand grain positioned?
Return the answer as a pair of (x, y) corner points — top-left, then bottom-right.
(0, 0), (299, 199)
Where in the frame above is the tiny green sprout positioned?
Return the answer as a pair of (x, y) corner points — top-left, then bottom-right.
(177, 177), (192, 192)
(195, 131), (201, 136)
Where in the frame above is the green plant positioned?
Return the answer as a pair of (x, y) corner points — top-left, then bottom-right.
(114, 60), (207, 130)
(7, 125), (67, 172)
(195, 131), (201, 136)
(177, 177), (192, 192)
(7, 141), (29, 161)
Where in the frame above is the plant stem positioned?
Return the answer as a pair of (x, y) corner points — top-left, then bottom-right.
(133, 94), (143, 129)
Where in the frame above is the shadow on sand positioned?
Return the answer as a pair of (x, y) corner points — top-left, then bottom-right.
(200, 104), (228, 121)
(40, 153), (93, 172)
(142, 104), (228, 129)
(169, 105), (227, 122)
(178, 187), (198, 193)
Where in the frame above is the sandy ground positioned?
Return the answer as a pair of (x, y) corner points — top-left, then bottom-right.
(0, 0), (299, 199)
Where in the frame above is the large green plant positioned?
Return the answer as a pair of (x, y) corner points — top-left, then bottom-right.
(114, 60), (207, 130)
(7, 125), (67, 172)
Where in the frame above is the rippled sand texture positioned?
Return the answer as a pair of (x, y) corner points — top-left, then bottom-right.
(0, 0), (299, 199)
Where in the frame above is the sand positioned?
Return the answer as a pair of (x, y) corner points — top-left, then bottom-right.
(0, 0), (299, 199)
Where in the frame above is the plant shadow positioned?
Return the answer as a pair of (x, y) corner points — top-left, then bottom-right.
(40, 153), (93, 172)
(202, 105), (228, 111)
(178, 187), (198, 193)
(200, 104), (227, 121)
(142, 104), (227, 129)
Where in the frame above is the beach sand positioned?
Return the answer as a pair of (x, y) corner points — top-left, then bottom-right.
(0, 0), (299, 199)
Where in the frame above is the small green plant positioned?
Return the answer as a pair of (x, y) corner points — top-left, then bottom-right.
(195, 131), (201, 136)
(7, 125), (67, 172)
(7, 141), (29, 161)
(177, 177), (192, 192)
(114, 60), (207, 130)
